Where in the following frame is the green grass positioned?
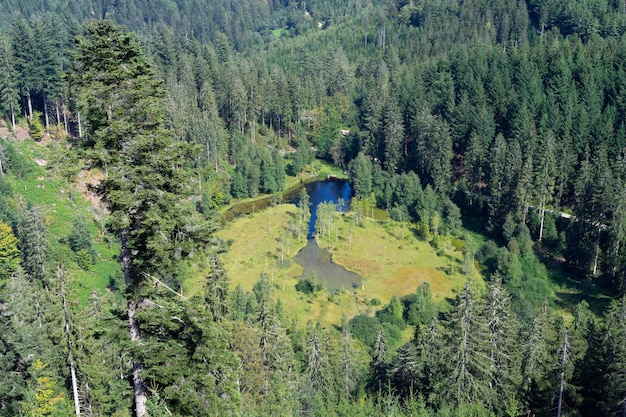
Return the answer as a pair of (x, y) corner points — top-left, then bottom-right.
(217, 204), (484, 328)
(272, 28), (287, 38)
(6, 138), (118, 304)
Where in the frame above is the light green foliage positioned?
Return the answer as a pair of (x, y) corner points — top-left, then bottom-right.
(0, 221), (19, 282)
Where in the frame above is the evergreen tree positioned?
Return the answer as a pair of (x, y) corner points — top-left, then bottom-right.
(438, 280), (491, 409)
(483, 273), (521, 410)
(17, 206), (49, 282)
(0, 30), (18, 129)
(348, 153), (373, 199)
(0, 221), (19, 284)
(70, 20), (218, 417)
(11, 18), (39, 120)
(368, 327), (391, 393)
(521, 300), (560, 416)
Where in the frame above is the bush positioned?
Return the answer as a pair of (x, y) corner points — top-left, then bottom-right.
(295, 277), (323, 294)
(75, 249), (94, 270)
(28, 112), (46, 141)
(348, 314), (381, 346)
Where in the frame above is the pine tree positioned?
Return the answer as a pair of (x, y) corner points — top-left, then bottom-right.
(438, 280), (491, 409)
(11, 18), (39, 120)
(0, 30), (18, 129)
(604, 296), (626, 416)
(17, 206), (48, 282)
(483, 273), (521, 410)
(70, 20), (218, 417)
(521, 300), (560, 416)
(368, 327), (390, 393)
(203, 253), (230, 321)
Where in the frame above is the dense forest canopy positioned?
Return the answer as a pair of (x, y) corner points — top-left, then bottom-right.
(2, 0), (626, 416)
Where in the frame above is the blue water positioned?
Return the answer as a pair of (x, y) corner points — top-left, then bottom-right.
(295, 180), (352, 239)
(292, 180), (360, 292)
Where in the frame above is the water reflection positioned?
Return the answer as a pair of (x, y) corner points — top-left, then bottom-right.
(292, 179), (361, 292)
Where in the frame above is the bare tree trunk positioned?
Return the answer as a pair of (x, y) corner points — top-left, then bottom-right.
(63, 104), (68, 135)
(58, 266), (81, 417)
(10, 103), (15, 130)
(27, 90), (33, 121)
(56, 101), (61, 127)
(538, 197), (546, 242)
(44, 96), (50, 133)
(121, 230), (147, 417)
(557, 330), (569, 417)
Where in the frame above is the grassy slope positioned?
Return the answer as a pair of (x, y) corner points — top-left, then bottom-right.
(4, 137), (119, 304)
(218, 203), (484, 328)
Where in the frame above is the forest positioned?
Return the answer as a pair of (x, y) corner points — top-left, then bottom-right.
(3, 0), (626, 416)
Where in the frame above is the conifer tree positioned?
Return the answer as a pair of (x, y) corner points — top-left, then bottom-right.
(483, 273), (521, 409)
(439, 280), (491, 409)
(17, 206), (49, 282)
(70, 20), (217, 417)
(0, 30), (18, 129)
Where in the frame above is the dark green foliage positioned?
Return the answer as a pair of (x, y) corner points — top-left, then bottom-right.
(0, 139), (33, 179)
(289, 137), (314, 176)
(402, 283), (436, 326)
(295, 276), (323, 294)
(348, 314), (381, 347)
(68, 216), (95, 268)
(348, 153), (373, 199)
(4, 0), (626, 415)
(17, 205), (48, 282)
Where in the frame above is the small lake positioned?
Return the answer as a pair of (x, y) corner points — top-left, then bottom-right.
(294, 179), (352, 239)
(292, 180), (361, 293)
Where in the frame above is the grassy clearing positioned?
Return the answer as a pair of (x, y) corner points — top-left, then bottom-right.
(317, 215), (484, 306)
(6, 138), (119, 304)
(218, 204), (484, 328)
(216, 204), (307, 292)
(272, 27), (287, 38)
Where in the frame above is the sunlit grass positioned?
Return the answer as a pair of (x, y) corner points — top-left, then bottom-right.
(218, 203), (484, 328)
(7, 138), (118, 304)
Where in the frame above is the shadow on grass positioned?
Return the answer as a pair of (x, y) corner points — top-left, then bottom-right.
(541, 251), (614, 316)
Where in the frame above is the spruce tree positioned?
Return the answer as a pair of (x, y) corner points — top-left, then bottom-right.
(483, 273), (521, 410)
(438, 280), (491, 409)
(70, 20), (218, 416)
(17, 206), (48, 282)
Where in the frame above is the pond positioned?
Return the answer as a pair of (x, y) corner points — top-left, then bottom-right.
(294, 179), (352, 239)
(292, 179), (361, 293)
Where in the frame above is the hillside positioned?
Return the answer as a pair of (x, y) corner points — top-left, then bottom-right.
(2, 1), (626, 416)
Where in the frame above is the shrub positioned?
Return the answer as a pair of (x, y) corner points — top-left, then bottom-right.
(75, 249), (94, 270)
(295, 277), (323, 294)
(348, 314), (380, 346)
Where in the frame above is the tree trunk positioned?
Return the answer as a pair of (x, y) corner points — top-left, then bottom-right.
(538, 197), (546, 242)
(56, 101), (61, 126)
(10, 103), (15, 131)
(63, 104), (68, 135)
(27, 90), (33, 121)
(59, 266), (81, 417)
(44, 95), (50, 133)
(557, 330), (569, 417)
(121, 230), (148, 417)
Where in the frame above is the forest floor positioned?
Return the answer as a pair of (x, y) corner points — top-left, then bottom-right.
(215, 203), (482, 328)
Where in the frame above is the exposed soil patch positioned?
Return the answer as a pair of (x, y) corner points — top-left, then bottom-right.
(0, 121), (30, 140)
